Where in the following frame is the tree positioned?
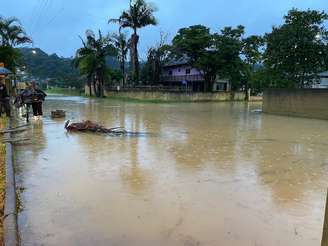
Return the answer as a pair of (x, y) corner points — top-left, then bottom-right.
(0, 16), (32, 72)
(214, 25), (246, 91)
(142, 32), (170, 84)
(0, 17), (32, 47)
(172, 25), (217, 91)
(242, 35), (264, 98)
(172, 25), (248, 92)
(74, 30), (116, 97)
(110, 0), (157, 82)
(264, 9), (328, 88)
(0, 46), (21, 71)
(110, 32), (128, 86)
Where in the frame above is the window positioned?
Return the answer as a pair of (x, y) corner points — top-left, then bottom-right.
(216, 83), (227, 91)
(168, 70), (173, 75)
(186, 69), (191, 74)
(178, 69), (181, 72)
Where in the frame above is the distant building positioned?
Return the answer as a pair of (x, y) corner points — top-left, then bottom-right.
(312, 71), (328, 89)
(161, 57), (230, 92)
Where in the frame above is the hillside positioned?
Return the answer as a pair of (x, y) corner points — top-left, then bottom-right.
(18, 47), (123, 87)
(19, 47), (79, 79)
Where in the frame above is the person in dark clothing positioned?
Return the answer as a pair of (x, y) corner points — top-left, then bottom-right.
(31, 82), (47, 119)
(0, 81), (10, 117)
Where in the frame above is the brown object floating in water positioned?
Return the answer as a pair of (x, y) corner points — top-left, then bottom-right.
(51, 110), (66, 118)
(64, 120), (127, 134)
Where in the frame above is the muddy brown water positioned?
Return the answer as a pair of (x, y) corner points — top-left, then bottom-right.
(14, 95), (328, 246)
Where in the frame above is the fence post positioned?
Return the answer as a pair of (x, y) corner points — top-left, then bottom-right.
(322, 189), (328, 246)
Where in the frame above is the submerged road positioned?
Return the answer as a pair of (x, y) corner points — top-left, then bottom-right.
(13, 95), (328, 246)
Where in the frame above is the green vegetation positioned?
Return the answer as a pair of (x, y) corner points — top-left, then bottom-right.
(74, 30), (117, 97)
(263, 9), (328, 88)
(168, 9), (328, 93)
(110, 32), (129, 86)
(2, 7), (328, 96)
(110, 0), (158, 82)
(0, 16), (32, 71)
(19, 48), (79, 79)
(141, 33), (170, 85)
(45, 87), (84, 96)
(171, 25), (248, 92)
(75, 6), (328, 96)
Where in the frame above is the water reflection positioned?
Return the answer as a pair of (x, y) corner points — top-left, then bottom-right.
(14, 97), (328, 246)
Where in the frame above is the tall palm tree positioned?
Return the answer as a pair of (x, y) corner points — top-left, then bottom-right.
(110, 0), (157, 82)
(0, 17), (32, 47)
(110, 32), (128, 86)
(74, 30), (116, 97)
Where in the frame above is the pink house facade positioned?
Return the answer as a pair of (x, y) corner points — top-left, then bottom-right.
(161, 58), (230, 92)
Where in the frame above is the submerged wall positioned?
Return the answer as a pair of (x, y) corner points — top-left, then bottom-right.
(263, 89), (328, 120)
(84, 86), (245, 102)
(85, 86), (245, 102)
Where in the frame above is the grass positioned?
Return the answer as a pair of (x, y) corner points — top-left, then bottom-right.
(0, 118), (7, 245)
(45, 87), (84, 96)
(105, 96), (183, 104)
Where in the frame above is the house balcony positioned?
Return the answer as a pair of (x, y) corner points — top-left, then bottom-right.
(161, 74), (204, 82)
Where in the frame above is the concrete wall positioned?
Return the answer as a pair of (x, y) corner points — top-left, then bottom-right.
(85, 86), (245, 102)
(263, 89), (328, 120)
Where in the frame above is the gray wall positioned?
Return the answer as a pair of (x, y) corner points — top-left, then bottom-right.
(85, 86), (246, 102)
(105, 90), (245, 102)
(263, 89), (328, 120)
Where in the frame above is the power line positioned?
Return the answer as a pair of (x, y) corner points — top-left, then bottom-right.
(46, 7), (64, 26)
(30, 0), (51, 37)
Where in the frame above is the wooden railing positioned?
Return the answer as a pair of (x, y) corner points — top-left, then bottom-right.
(161, 74), (204, 82)
(105, 85), (192, 92)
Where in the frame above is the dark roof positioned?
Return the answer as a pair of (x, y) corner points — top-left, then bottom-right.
(163, 56), (190, 68)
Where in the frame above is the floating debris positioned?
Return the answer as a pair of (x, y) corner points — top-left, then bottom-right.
(64, 120), (127, 135)
(64, 120), (150, 137)
(251, 109), (263, 113)
(51, 110), (66, 119)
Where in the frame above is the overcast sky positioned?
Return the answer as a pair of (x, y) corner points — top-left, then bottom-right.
(1, 0), (327, 59)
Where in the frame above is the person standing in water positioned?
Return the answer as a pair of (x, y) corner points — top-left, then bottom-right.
(31, 82), (47, 119)
(0, 80), (10, 117)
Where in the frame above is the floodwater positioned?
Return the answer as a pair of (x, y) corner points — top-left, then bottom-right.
(13, 95), (328, 246)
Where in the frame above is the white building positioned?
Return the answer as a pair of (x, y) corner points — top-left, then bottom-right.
(313, 71), (328, 88)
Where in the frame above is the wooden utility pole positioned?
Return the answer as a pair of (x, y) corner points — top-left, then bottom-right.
(322, 189), (328, 246)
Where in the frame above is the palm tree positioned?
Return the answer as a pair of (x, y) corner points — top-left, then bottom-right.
(110, 32), (128, 86)
(110, 0), (157, 82)
(0, 17), (32, 47)
(0, 16), (32, 72)
(74, 30), (116, 97)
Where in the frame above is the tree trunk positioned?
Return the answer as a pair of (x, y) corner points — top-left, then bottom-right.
(121, 58), (125, 87)
(87, 74), (92, 96)
(97, 71), (104, 97)
(203, 72), (215, 92)
(92, 76), (98, 97)
(154, 54), (161, 84)
(100, 78), (104, 97)
(245, 81), (249, 101)
(130, 31), (140, 83)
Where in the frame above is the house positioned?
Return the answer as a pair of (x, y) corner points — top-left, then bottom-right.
(312, 71), (328, 88)
(161, 57), (230, 92)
